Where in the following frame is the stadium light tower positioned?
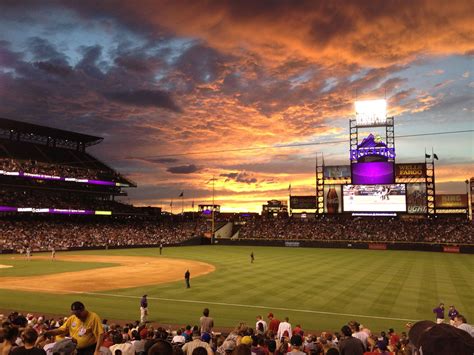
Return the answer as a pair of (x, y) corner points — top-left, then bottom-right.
(211, 175), (215, 244)
(354, 99), (387, 127)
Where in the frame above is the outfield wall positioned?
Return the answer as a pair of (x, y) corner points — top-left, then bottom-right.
(215, 238), (474, 254)
(1, 236), (472, 254)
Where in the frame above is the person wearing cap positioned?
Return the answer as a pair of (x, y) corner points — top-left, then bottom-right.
(185, 270), (191, 289)
(140, 295), (148, 324)
(181, 330), (213, 355)
(432, 303), (445, 324)
(43, 301), (104, 355)
(448, 305), (459, 325)
(240, 336), (252, 346)
(287, 335), (305, 355)
(222, 340), (236, 354)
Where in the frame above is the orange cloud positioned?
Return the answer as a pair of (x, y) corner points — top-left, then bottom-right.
(70, 1), (474, 67)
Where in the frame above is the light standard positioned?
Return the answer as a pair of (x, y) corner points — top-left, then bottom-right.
(211, 176), (215, 244)
(466, 180), (472, 221)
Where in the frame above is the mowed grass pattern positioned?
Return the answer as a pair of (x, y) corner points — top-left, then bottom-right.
(0, 245), (472, 333)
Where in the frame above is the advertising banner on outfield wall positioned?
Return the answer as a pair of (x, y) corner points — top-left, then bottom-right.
(290, 196), (317, 210)
(436, 194), (468, 208)
(396, 163), (426, 178)
(324, 165), (351, 180)
(407, 184), (427, 214)
(324, 185), (342, 214)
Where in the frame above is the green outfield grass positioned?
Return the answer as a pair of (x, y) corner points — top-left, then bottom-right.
(0, 246), (473, 333)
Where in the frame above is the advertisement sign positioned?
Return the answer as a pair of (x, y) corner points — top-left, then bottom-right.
(351, 162), (394, 185)
(369, 244), (387, 250)
(324, 185), (342, 213)
(324, 165), (351, 179)
(396, 164), (426, 178)
(443, 246), (460, 253)
(436, 194), (468, 208)
(343, 184), (406, 212)
(290, 196), (316, 210)
(407, 183), (427, 214)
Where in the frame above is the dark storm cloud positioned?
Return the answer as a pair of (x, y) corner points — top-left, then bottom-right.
(167, 164), (200, 174)
(0, 41), (23, 67)
(220, 172), (258, 184)
(175, 44), (228, 84)
(103, 89), (181, 112)
(27, 37), (67, 62)
(34, 61), (72, 77)
(129, 157), (180, 164)
(114, 55), (154, 73)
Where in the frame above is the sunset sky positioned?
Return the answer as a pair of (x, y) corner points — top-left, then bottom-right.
(0, 1), (473, 212)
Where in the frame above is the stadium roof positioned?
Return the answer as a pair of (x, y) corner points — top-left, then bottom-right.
(0, 117), (103, 146)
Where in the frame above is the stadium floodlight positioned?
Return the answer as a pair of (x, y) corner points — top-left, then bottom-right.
(355, 99), (387, 126)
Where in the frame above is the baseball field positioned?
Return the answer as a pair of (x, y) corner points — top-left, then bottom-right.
(0, 245), (472, 333)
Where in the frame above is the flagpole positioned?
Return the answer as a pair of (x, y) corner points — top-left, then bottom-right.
(181, 192), (184, 215)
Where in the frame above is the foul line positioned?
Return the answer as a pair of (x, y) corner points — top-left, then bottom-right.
(2, 286), (418, 322)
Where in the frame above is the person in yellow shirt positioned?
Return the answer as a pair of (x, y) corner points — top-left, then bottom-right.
(44, 301), (104, 355)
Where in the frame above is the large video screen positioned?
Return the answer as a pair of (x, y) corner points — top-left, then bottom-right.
(351, 162), (394, 185)
(343, 184), (406, 212)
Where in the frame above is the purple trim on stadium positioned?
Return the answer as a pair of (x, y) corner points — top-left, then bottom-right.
(0, 206), (98, 215)
(0, 169), (125, 187)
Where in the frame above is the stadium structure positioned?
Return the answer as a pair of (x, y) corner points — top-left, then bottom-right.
(281, 99), (472, 218)
(0, 117), (136, 216)
(0, 110), (472, 255)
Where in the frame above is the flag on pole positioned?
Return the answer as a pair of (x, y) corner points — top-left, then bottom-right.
(433, 153), (439, 160)
(288, 183), (291, 191)
(191, 200), (194, 208)
(170, 201), (173, 207)
(179, 192), (183, 197)
(425, 153), (431, 159)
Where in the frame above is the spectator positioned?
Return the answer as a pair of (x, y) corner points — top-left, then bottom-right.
(338, 326), (364, 355)
(277, 318), (292, 341)
(199, 309), (214, 335)
(43, 301), (104, 355)
(454, 315), (474, 337)
(181, 331), (212, 355)
(10, 327), (46, 355)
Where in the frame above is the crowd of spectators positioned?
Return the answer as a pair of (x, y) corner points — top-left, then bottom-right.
(0, 217), (205, 252)
(0, 158), (126, 184)
(0, 214), (472, 253)
(1, 306), (473, 355)
(0, 188), (136, 213)
(238, 217), (473, 244)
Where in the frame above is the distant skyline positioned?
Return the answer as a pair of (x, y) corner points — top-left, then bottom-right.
(0, 1), (473, 212)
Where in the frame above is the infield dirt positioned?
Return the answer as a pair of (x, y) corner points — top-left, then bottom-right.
(0, 255), (215, 293)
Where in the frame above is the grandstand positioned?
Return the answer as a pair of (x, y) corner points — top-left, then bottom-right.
(0, 117), (136, 214)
